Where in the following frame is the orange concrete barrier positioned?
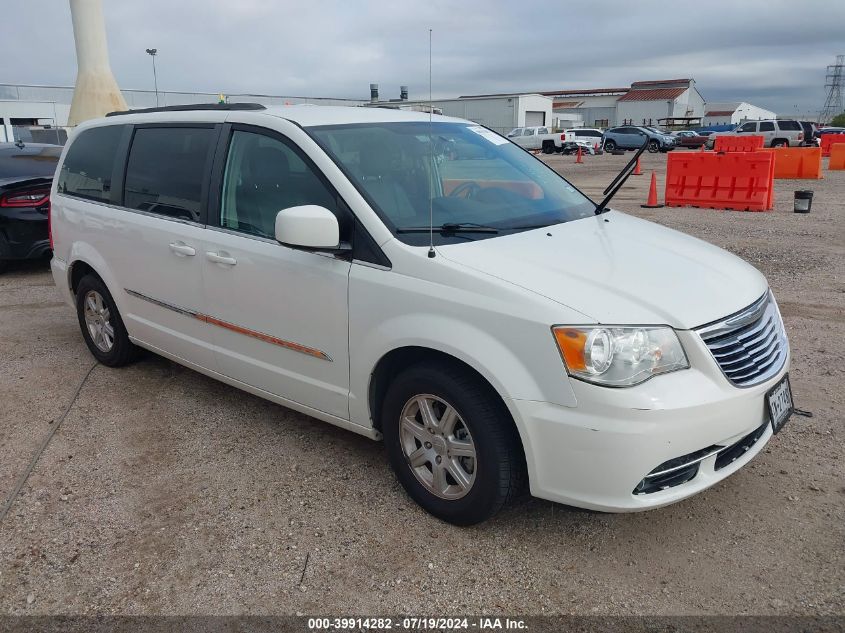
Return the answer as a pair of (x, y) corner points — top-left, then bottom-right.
(829, 143), (845, 170)
(757, 147), (823, 179)
(665, 151), (774, 211)
(714, 135), (765, 153)
(820, 134), (845, 157)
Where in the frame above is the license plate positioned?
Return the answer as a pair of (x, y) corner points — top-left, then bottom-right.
(766, 373), (793, 433)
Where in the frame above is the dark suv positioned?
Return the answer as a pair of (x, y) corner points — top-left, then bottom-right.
(0, 143), (61, 272)
(602, 126), (676, 153)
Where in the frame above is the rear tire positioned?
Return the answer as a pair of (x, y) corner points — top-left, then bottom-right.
(771, 139), (788, 148)
(75, 274), (139, 367)
(382, 361), (526, 525)
(542, 141), (555, 154)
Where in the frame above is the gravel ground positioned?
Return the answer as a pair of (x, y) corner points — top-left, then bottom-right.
(0, 151), (843, 616)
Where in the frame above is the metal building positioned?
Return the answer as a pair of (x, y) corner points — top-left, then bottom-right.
(370, 90), (555, 135)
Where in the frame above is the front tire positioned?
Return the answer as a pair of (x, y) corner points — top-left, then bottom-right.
(603, 140), (616, 152)
(648, 140), (660, 153)
(75, 274), (139, 367)
(382, 361), (526, 525)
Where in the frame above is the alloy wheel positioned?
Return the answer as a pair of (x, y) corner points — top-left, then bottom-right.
(399, 394), (477, 500)
(83, 290), (114, 352)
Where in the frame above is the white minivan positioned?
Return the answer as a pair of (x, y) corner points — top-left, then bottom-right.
(50, 103), (793, 525)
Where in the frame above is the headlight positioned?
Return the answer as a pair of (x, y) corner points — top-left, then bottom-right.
(552, 326), (689, 387)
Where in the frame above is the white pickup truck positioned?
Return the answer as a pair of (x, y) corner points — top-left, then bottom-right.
(507, 126), (602, 154)
(506, 126), (567, 153)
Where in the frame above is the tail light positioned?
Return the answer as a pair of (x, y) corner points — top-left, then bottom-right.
(0, 187), (50, 207)
(798, 132), (804, 141)
(561, 134), (566, 141)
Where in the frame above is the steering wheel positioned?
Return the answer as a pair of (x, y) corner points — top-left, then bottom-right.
(448, 182), (482, 199)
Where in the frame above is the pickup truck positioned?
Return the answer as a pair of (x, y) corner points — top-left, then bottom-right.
(506, 126), (567, 153)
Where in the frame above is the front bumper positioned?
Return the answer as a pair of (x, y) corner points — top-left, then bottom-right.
(511, 329), (789, 512)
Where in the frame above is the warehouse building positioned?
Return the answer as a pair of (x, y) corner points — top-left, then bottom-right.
(614, 78), (705, 127)
(544, 87), (628, 129)
(371, 86), (555, 135)
(701, 101), (777, 127)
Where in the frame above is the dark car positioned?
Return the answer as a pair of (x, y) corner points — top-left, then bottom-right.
(673, 130), (708, 149)
(602, 126), (676, 153)
(818, 127), (845, 138)
(798, 121), (819, 146)
(0, 142), (61, 272)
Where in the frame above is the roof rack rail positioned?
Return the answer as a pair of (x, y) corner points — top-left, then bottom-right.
(106, 103), (267, 117)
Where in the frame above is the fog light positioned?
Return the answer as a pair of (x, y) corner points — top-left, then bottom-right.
(794, 190), (813, 213)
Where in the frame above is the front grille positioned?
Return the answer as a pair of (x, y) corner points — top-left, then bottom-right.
(696, 292), (788, 387)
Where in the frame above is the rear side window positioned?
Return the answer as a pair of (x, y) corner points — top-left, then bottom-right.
(759, 122), (775, 132)
(124, 127), (215, 222)
(57, 125), (124, 202)
(777, 120), (801, 131)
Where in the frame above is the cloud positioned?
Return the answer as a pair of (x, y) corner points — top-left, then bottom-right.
(3, 0), (843, 115)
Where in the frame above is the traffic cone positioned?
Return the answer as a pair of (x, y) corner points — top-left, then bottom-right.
(594, 142), (599, 152)
(633, 156), (643, 175)
(641, 172), (664, 208)
(575, 145), (583, 163)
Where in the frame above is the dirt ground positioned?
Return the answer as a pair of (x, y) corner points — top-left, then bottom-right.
(0, 150), (843, 617)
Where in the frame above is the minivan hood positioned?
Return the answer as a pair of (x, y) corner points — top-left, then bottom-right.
(437, 211), (768, 329)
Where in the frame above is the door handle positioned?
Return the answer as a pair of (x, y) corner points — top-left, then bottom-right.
(206, 251), (237, 266)
(169, 241), (196, 257)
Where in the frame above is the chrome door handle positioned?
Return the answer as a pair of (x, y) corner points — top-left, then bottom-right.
(205, 251), (237, 266)
(169, 241), (196, 257)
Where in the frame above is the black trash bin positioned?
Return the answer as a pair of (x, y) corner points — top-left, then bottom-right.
(793, 190), (813, 213)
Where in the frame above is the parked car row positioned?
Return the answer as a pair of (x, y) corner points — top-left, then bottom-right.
(602, 126), (678, 153)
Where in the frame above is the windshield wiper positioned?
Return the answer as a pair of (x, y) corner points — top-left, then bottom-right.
(397, 222), (499, 234)
(594, 138), (650, 215)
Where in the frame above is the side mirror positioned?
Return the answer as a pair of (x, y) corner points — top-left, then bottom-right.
(275, 205), (348, 254)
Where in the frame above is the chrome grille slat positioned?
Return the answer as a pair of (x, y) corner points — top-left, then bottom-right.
(696, 292), (788, 387)
(716, 328), (776, 363)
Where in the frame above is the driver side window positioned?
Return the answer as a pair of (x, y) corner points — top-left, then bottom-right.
(220, 130), (337, 239)
(740, 122), (757, 133)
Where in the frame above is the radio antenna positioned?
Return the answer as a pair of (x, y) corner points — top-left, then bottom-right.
(427, 27), (435, 258)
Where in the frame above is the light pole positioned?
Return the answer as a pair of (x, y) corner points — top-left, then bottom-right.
(145, 48), (159, 106)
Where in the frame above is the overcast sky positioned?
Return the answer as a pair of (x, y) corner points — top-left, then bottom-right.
(5, 0), (844, 116)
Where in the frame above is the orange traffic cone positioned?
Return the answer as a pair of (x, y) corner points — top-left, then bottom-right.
(633, 156), (643, 175)
(575, 145), (583, 163)
(594, 142), (599, 152)
(641, 172), (664, 208)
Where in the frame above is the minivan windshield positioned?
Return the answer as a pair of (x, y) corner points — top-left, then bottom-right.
(308, 122), (595, 245)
